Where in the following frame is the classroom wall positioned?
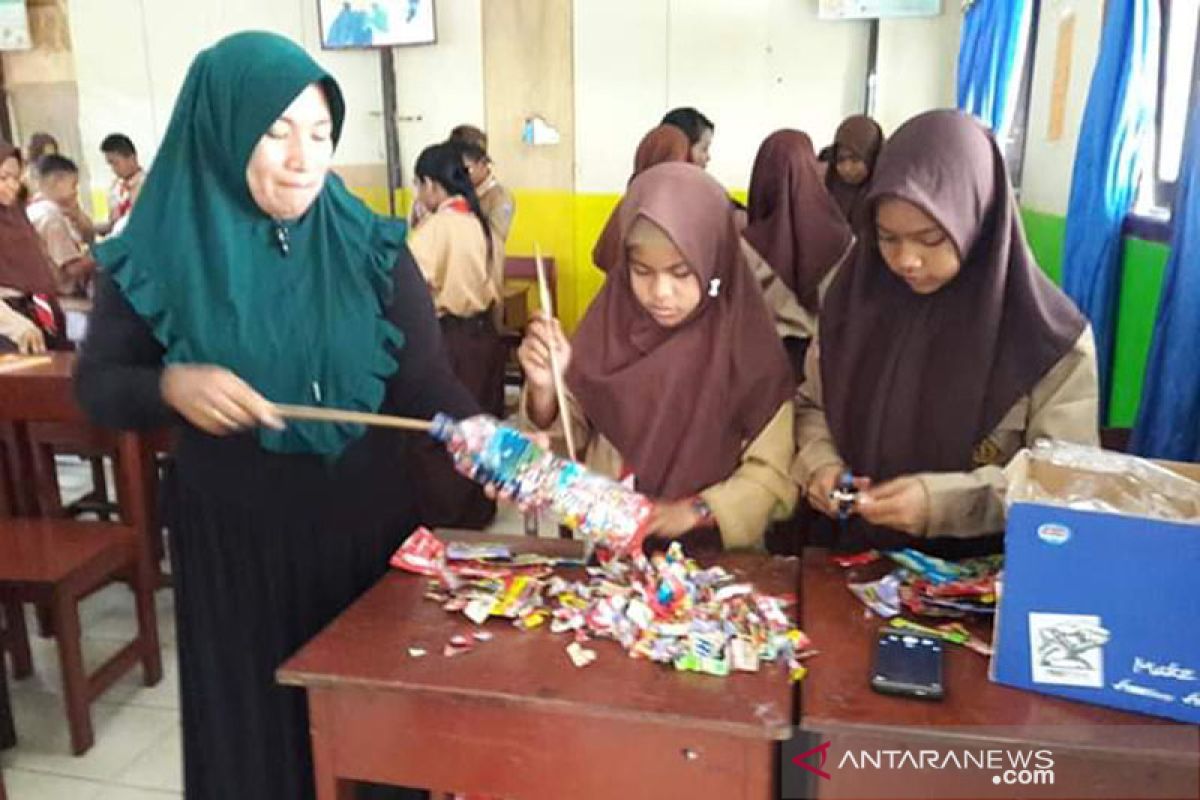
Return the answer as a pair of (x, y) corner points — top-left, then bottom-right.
(561, 0), (956, 327)
(62, 0), (488, 218)
(1021, 0), (1104, 216)
(873, 8), (962, 135)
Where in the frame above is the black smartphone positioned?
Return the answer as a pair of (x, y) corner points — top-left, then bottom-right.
(870, 630), (945, 700)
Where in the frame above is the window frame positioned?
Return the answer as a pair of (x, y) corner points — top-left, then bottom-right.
(1150, 0), (1200, 211)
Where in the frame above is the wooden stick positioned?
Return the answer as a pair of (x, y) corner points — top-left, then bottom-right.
(535, 244), (577, 462)
(274, 404), (433, 433)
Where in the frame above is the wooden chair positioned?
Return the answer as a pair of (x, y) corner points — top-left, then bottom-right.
(502, 255), (557, 390)
(0, 433), (162, 755)
(504, 255), (557, 312)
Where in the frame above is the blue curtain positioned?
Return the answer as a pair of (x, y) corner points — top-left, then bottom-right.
(1132, 100), (1200, 460)
(1061, 0), (1160, 423)
(956, 0), (1033, 137)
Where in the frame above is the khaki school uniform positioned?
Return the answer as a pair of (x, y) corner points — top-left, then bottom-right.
(791, 327), (1100, 538)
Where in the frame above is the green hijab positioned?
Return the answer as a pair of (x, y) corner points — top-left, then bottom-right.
(95, 31), (405, 456)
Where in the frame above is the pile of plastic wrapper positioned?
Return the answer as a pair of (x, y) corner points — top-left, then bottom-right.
(392, 528), (814, 680)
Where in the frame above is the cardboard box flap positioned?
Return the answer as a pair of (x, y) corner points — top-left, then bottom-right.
(1005, 440), (1200, 523)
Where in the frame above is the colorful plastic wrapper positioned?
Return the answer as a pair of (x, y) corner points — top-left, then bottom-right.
(414, 537), (810, 679)
(847, 572), (902, 618)
(430, 414), (654, 555)
(1005, 439), (1200, 522)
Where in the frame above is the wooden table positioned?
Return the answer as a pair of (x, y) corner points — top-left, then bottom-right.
(796, 551), (1200, 799)
(0, 353), (159, 553)
(279, 530), (800, 800)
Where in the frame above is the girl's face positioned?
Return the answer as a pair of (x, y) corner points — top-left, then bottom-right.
(0, 156), (22, 207)
(463, 155), (490, 188)
(875, 197), (961, 295)
(836, 150), (869, 185)
(626, 216), (702, 328)
(416, 176), (448, 211)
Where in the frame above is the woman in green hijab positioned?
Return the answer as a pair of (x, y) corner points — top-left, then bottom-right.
(76, 32), (475, 799)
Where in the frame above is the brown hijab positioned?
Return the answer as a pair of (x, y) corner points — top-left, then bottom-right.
(745, 129), (854, 312)
(568, 162), (793, 501)
(593, 126), (693, 272)
(822, 115), (884, 223)
(0, 141), (57, 295)
(633, 125), (690, 176)
(821, 110), (1086, 504)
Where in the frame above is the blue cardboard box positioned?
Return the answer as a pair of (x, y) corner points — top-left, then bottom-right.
(991, 456), (1200, 724)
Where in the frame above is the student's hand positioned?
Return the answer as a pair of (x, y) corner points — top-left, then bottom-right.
(517, 312), (571, 393)
(805, 463), (871, 517)
(13, 323), (46, 355)
(646, 500), (703, 539)
(161, 365), (284, 436)
(857, 476), (930, 535)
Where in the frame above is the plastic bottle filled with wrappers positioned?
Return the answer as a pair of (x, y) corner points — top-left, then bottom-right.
(429, 414), (654, 555)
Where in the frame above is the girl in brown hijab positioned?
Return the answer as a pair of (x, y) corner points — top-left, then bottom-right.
(745, 129), (855, 372)
(0, 141), (58, 353)
(793, 110), (1099, 557)
(523, 163), (797, 550)
(821, 115), (884, 224)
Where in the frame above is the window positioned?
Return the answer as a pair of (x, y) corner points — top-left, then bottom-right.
(1150, 0), (1200, 210)
(1005, 0), (1041, 194)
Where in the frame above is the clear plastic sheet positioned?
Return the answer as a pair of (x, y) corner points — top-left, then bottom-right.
(1005, 439), (1200, 522)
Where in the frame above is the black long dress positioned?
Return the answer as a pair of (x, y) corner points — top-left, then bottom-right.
(75, 249), (478, 800)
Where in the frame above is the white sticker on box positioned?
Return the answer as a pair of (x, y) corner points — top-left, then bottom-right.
(1036, 523), (1072, 545)
(1028, 612), (1109, 688)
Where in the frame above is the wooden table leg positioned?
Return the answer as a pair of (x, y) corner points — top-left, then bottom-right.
(51, 589), (93, 755)
(308, 689), (356, 800)
(7, 423), (37, 517)
(1, 600), (32, 679)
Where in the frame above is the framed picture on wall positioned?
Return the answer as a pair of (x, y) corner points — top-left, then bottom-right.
(318, 0), (436, 49)
(818, 0), (942, 19)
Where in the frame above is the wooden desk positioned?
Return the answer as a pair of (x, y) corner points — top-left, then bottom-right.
(0, 353), (162, 573)
(796, 551), (1199, 799)
(279, 531), (799, 800)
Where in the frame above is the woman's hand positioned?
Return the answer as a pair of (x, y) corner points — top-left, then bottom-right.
(646, 499), (702, 539)
(160, 365), (284, 436)
(857, 476), (930, 535)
